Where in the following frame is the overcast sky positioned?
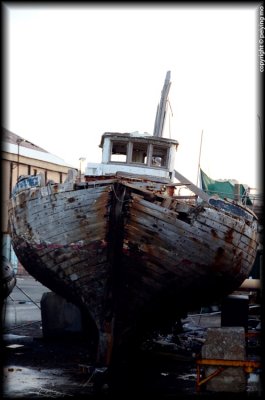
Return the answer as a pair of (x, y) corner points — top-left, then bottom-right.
(3, 3), (262, 190)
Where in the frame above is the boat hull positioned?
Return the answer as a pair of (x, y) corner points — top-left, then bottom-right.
(2, 256), (17, 299)
(8, 176), (259, 364)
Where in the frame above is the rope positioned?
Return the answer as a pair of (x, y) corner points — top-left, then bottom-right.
(10, 284), (41, 310)
(3, 320), (41, 333)
(111, 185), (129, 203)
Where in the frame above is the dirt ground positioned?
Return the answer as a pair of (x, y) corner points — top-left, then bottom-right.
(2, 320), (197, 398)
(2, 312), (262, 399)
(2, 278), (262, 398)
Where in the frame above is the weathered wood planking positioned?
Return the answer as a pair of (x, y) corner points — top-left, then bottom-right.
(125, 220), (217, 267)
(126, 195), (255, 282)
(26, 197), (110, 225)
(10, 187), (111, 238)
(125, 225), (240, 280)
(9, 185), (111, 215)
(11, 186), (111, 218)
(130, 194), (257, 255)
(131, 192), (256, 239)
(127, 210), (255, 270)
(127, 204), (245, 262)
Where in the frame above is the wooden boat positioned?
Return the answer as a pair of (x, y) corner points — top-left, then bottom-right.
(8, 72), (259, 367)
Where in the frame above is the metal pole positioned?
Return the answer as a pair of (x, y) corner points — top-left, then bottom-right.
(196, 130), (203, 187)
(17, 142), (20, 181)
(79, 157), (86, 182)
(17, 138), (24, 181)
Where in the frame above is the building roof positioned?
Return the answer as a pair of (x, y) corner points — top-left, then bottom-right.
(2, 127), (48, 152)
(2, 127), (74, 168)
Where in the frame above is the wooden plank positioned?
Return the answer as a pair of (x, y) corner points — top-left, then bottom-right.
(125, 222), (239, 269)
(24, 189), (111, 216)
(39, 251), (108, 280)
(174, 169), (210, 202)
(126, 210), (253, 269)
(132, 191), (256, 238)
(129, 203), (244, 251)
(12, 184), (111, 210)
(196, 207), (256, 239)
(133, 198), (257, 251)
(125, 220), (216, 267)
(14, 222), (108, 258)
(12, 189), (111, 231)
(33, 192), (110, 213)
(192, 219), (257, 252)
(14, 207), (109, 238)
(127, 216), (255, 271)
(40, 222), (108, 246)
(193, 216), (257, 249)
(25, 199), (110, 229)
(123, 236), (211, 284)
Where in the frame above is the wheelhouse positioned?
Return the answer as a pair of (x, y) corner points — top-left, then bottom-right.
(85, 132), (179, 181)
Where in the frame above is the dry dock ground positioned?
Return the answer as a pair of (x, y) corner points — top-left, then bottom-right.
(1, 276), (262, 399)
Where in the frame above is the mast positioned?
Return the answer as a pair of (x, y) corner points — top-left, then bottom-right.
(153, 70), (171, 138)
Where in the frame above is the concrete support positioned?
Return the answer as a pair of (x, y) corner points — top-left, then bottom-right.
(201, 327), (246, 392)
(40, 292), (82, 337)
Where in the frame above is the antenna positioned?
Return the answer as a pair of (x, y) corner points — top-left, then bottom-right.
(196, 130), (203, 187)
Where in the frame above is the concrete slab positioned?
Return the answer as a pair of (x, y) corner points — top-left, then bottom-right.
(40, 292), (83, 337)
(201, 327), (246, 392)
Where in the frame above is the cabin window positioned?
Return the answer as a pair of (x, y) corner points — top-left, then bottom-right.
(131, 142), (148, 164)
(151, 146), (168, 167)
(108, 138), (169, 168)
(110, 141), (127, 162)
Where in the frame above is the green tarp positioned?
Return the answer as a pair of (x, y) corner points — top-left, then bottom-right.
(200, 169), (252, 205)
